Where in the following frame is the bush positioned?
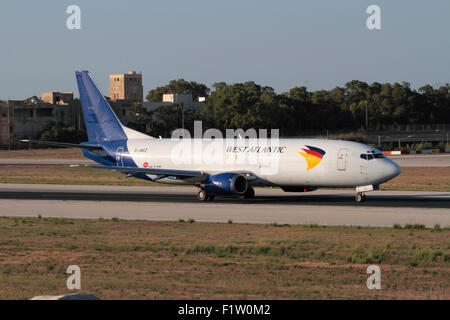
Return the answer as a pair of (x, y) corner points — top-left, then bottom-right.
(404, 224), (426, 230)
(433, 224), (442, 232)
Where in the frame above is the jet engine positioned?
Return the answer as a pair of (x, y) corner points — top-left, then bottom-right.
(203, 173), (248, 196)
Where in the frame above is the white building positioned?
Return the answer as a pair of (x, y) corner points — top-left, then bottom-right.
(143, 93), (205, 111)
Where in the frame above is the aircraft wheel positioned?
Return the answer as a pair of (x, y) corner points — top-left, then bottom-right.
(245, 187), (255, 199)
(356, 192), (366, 203)
(240, 187), (255, 199)
(198, 190), (207, 201)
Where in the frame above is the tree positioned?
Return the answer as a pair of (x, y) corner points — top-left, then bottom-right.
(126, 102), (152, 134)
(212, 82), (227, 92)
(146, 79), (210, 101)
(39, 122), (87, 143)
(201, 81), (280, 132)
(143, 78), (450, 137)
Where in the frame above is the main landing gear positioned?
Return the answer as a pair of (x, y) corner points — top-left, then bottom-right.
(197, 189), (207, 201)
(197, 187), (255, 201)
(197, 189), (215, 201)
(355, 192), (367, 203)
(240, 187), (255, 199)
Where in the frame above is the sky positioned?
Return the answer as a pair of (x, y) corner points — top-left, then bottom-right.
(0, 0), (449, 100)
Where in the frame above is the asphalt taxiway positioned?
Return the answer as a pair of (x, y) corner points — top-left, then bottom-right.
(0, 184), (448, 227)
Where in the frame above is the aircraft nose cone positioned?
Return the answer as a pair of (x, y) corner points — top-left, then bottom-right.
(384, 160), (401, 180)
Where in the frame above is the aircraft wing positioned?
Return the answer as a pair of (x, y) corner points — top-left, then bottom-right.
(90, 165), (208, 180)
(91, 165), (260, 183)
(20, 139), (103, 150)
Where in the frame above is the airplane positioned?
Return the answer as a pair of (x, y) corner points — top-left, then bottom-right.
(22, 71), (401, 203)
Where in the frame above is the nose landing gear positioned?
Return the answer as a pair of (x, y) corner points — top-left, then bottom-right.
(355, 185), (375, 203)
(355, 192), (367, 203)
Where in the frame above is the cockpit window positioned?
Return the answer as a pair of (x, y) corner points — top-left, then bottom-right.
(373, 153), (385, 158)
(361, 152), (384, 160)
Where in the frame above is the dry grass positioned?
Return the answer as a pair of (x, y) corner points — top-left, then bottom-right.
(0, 217), (448, 300)
(381, 167), (450, 191)
(0, 164), (449, 191)
(0, 148), (83, 159)
(0, 165), (154, 186)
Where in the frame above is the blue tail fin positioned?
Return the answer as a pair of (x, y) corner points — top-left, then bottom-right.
(76, 71), (127, 143)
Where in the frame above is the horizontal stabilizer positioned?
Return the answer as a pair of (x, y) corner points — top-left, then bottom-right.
(20, 140), (103, 150)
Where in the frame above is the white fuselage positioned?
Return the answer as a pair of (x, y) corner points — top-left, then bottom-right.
(117, 138), (401, 188)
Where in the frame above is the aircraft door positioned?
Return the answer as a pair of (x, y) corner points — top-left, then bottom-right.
(337, 148), (348, 171)
(116, 147), (124, 167)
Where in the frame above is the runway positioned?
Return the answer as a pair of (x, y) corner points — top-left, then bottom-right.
(388, 154), (450, 167)
(1, 184), (449, 227)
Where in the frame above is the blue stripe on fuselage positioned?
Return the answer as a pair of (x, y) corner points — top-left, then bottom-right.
(82, 140), (153, 182)
(82, 140), (138, 168)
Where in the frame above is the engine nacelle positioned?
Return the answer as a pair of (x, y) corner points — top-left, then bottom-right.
(204, 173), (248, 196)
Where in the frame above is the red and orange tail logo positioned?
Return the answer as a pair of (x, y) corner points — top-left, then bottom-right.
(299, 145), (326, 171)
